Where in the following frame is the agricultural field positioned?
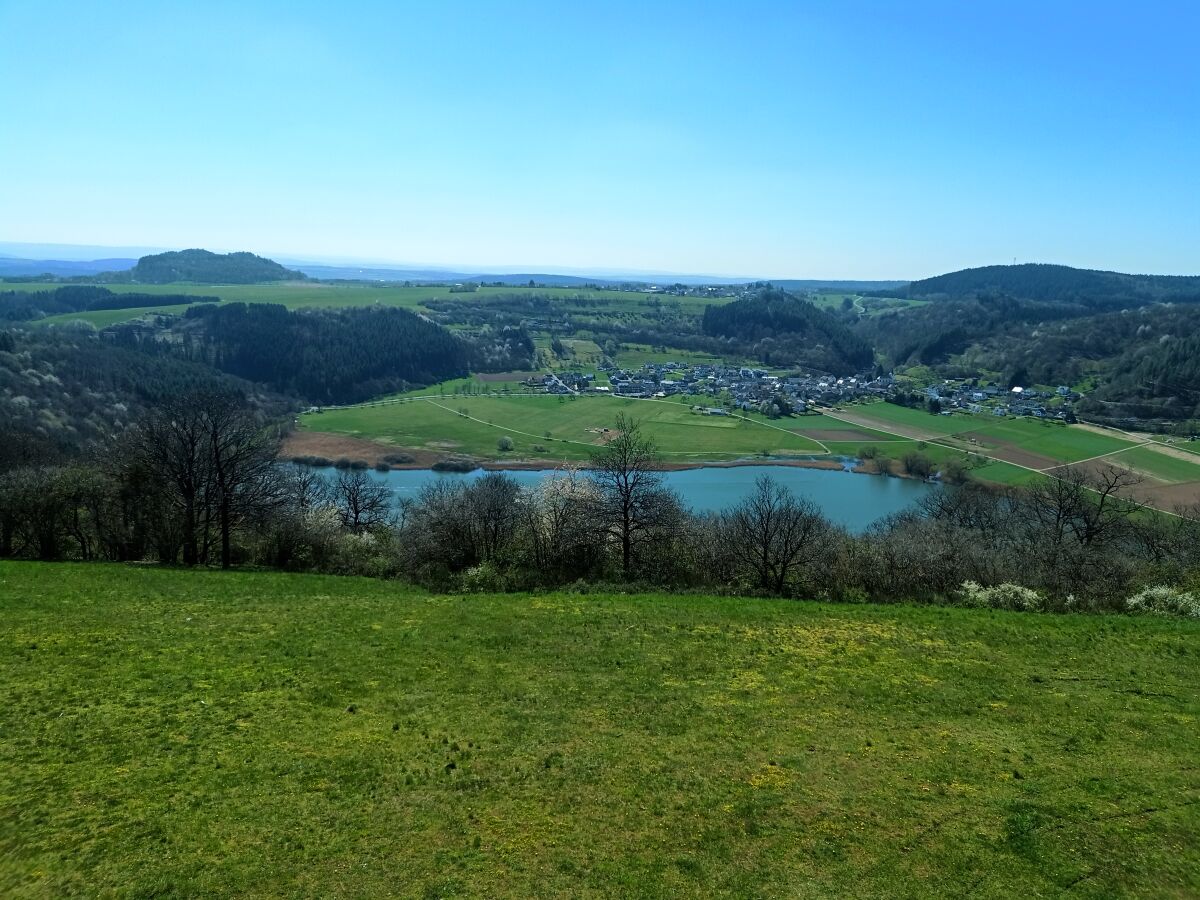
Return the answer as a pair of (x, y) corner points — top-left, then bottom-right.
(837, 401), (986, 437)
(27, 281), (664, 326)
(840, 403), (1136, 467)
(805, 293), (929, 317)
(1149, 436), (1200, 457)
(41, 303), (199, 327)
(303, 394), (828, 462)
(1108, 445), (1200, 485)
(610, 342), (731, 369)
(2, 561), (1197, 897)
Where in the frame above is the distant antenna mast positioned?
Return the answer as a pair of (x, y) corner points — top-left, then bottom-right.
(1012, 257), (1016, 266)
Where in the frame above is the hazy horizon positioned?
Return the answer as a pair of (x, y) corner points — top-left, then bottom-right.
(2, 2), (1197, 277)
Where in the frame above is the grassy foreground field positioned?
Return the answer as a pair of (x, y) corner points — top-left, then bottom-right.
(2, 563), (1198, 897)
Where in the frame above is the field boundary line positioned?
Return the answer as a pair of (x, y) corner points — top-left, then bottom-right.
(820, 407), (1185, 519)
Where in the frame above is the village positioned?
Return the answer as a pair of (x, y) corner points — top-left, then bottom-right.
(522, 360), (1083, 423)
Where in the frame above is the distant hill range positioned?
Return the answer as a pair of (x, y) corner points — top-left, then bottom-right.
(291, 264), (618, 287)
(104, 250), (307, 284)
(1, 244), (912, 288)
(0, 255), (137, 278)
(874, 263), (1200, 308)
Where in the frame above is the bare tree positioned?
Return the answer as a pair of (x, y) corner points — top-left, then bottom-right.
(129, 394), (214, 566)
(1026, 464), (1143, 550)
(198, 392), (283, 568)
(725, 475), (828, 594)
(130, 389), (284, 566)
(467, 472), (521, 562)
(588, 414), (680, 578)
(331, 469), (392, 534)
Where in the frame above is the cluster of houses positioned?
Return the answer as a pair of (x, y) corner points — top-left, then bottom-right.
(519, 359), (1090, 425)
(924, 381), (1081, 421)
(525, 361), (897, 410)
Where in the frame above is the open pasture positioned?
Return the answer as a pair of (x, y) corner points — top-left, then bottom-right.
(2, 561), (1197, 897)
(303, 394), (828, 462)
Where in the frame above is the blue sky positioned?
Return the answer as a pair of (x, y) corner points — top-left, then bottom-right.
(1, 1), (1197, 278)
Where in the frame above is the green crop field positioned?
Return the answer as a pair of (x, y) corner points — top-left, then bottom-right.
(846, 402), (983, 436)
(27, 282), (663, 326)
(2, 562), (1197, 897)
(40, 303), (199, 327)
(848, 403), (1137, 465)
(1109, 445), (1200, 484)
(303, 394), (827, 461)
(953, 418), (1135, 463)
(611, 343), (731, 368)
(1151, 438), (1200, 457)
(969, 459), (1046, 485)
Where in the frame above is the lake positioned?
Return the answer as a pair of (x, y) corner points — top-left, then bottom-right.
(322, 464), (936, 532)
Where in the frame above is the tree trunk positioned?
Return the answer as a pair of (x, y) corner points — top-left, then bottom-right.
(182, 496), (197, 566)
(220, 498), (232, 569)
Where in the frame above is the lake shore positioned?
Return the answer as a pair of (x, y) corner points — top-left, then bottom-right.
(281, 430), (861, 474)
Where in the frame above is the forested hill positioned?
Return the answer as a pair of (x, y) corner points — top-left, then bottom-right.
(180, 303), (472, 404)
(884, 263), (1200, 308)
(1, 285), (217, 321)
(702, 288), (875, 372)
(109, 249), (306, 284)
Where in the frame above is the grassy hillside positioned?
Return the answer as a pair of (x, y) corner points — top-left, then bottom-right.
(2, 562), (1197, 897)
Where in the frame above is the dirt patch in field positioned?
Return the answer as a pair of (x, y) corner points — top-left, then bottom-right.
(586, 427), (622, 444)
(477, 371), (539, 382)
(954, 432), (1059, 470)
(281, 431), (442, 468)
(1044, 459), (1200, 511)
(1137, 482), (1200, 511)
(804, 428), (878, 442)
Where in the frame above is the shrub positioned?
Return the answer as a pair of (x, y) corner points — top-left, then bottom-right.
(459, 561), (510, 593)
(1124, 586), (1200, 618)
(432, 456), (476, 473)
(940, 457), (971, 484)
(290, 455), (332, 467)
(497, 436), (515, 452)
(901, 452), (934, 479)
(958, 581), (1045, 612)
(374, 462), (391, 472)
(382, 452), (415, 465)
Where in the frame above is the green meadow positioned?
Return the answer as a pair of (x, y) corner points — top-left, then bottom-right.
(28, 282), (664, 326)
(847, 402), (1137, 464)
(844, 401), (986, 435)
(1110, 445), (1200, 484)
(303, 394), (828, 461)
(2, 562), (1197, 897)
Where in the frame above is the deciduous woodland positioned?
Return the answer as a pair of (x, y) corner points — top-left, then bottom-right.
(2, 394), (1198, 617)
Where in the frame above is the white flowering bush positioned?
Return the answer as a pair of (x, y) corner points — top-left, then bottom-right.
(1124, 586), (1200, 619)
(460, 561), (509, 593)
(958, 581), (1045, 612)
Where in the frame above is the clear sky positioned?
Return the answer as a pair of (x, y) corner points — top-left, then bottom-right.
(1, 1), (1197, 278)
